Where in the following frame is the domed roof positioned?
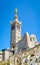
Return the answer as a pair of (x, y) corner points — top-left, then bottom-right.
(30, 34), (37, 42)
(30, 34), (36, 38)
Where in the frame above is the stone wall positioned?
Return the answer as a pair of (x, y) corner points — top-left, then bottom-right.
(15, 32), (38, 53)
(15, 33), (29, 53)
(2, 49), (10, 61)
(10, 44), (40, 65)
(0, 51), (3, 61)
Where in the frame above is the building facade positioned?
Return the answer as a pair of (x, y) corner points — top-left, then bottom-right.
(10, 8), (38, 54)
(0, 8), (39, 61)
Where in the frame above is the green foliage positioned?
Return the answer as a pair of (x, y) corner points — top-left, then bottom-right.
(7, 62), (10, 65)
(0, 60), (10, 65)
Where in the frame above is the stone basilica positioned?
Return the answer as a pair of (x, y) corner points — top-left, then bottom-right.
(0, 9), (39, 61)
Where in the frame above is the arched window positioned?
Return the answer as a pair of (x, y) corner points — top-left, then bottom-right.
(30, 34), (37, 42)
(17, 25), (20, 30)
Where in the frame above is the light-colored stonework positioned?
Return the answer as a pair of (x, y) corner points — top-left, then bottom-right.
(0, 51), (3, 61)
(0, 9), (40, 65)
(10, 44), (40, 65)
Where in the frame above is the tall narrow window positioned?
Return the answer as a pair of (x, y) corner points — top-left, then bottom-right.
(17, 25), (20, 30)
(11, 25), (15, 30)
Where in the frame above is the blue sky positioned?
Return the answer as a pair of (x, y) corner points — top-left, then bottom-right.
(0, 0), (40, 50)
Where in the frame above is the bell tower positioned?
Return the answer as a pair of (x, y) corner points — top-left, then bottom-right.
(10, 8), (22, 52)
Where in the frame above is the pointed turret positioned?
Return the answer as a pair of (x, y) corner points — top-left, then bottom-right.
(25, 32), (33, 48)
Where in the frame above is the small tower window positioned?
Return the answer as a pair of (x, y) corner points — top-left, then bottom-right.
(17, 25), (20, 30)
(13, 46), (15, 48)
(11, 25), (15, 30)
